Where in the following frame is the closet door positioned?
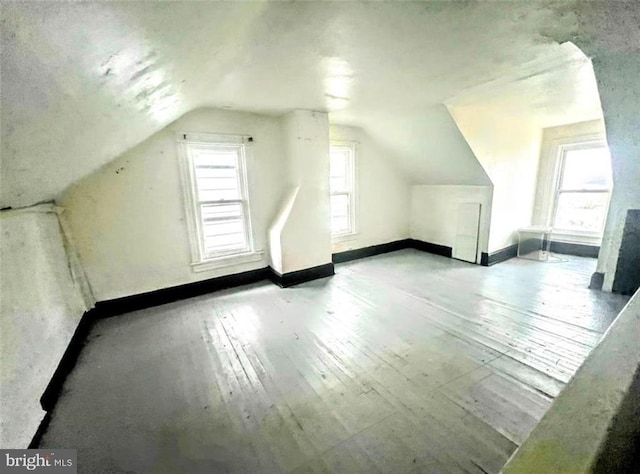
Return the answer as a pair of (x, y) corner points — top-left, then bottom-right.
(453, 203), (481, 263)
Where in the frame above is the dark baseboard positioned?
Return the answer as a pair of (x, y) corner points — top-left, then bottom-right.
(32, 308), (100, 447)
(590, 272), (605, 290)
(268, 263), (335, 288)
(550, 241), (600, 258)
(28, 412), (51, 449)
(95, 267), (270, 318)
(481, 244), (518, 266)
(332, 239), (453, 263)
(612, 209), (640, 296)
(40, 309), (98, 412)
(332, 239), (410, 263)
(480, 240), (600, 267)
(408, 239), (453, 258)
(518, 237), (548, 256)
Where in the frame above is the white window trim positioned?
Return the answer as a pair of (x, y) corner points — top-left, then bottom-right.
(330, 141), (358, 240)
(177, 132), (262, 272)
(547, 136), (611, 244)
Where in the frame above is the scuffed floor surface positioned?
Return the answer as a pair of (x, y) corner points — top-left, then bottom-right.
(41, 250), (629, 473)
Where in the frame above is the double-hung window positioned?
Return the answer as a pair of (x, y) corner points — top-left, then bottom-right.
(552, 143), (612, 235)
(179, 133), (258, 270)
(329, 143), (356, 237)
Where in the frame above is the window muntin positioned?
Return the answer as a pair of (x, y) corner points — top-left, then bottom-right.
(330, 144), (356, 237)
(184, 139), (254, 261)
(552, 145), (612, 234)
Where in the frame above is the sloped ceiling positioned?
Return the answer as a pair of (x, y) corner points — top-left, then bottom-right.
(1, 1), (581, 208)
(447, 42), (603, 129)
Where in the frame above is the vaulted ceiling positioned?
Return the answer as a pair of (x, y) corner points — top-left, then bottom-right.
(1, 1), (601, 208)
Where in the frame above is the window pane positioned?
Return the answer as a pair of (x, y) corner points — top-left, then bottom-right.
(331, 194), (350, 234)
(192, 148), (241, 201)
(200, 203), (248, 254)
(554, 192), (609, 233)
(196, 179), (240, 201)
(560, 147), (612, 190)
(195, 167), (237, 179)
(330, 148), (350, 192)
(330, 145), (355, 237)
(193, 149), (238, 169)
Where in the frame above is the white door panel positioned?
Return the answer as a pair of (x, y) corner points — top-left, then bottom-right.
(453, 203), (481, 263)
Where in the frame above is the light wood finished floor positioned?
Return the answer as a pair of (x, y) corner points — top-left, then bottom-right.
(41, 250), (629, 473)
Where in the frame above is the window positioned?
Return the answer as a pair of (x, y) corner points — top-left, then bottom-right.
(330, 143), (356, 237)
(552, 144), (612, 235)
(179, 133), (259, 271)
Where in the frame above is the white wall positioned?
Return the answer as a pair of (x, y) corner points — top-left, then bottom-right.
(274, 110), (333, 273)
(329, 125), (411, 254)
(61, 108), (286, 301)
(448, 106), (542, 252)
(0, 206), (90, 448)
(362, 105), (493, 187)
(410, 185), (492, 261)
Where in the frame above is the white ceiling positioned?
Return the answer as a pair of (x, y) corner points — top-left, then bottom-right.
(447, 42), (603, 129)
(1, 1), (599, 208)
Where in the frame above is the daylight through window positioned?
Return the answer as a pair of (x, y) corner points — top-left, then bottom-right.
(330, 144), (356, 237)
(553, 145), (612, 234)
(182, 136), (254, 262)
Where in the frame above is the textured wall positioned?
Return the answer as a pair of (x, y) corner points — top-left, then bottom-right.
(0, 206), (89, 447)
(563, 2), (640, 291)
(590, 53), (640, 292)
(61, 108), (286, 301)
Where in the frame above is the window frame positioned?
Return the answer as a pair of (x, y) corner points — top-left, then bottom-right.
(177, 132), (261, 272)
(329, 141), (358, 240)
(550, 139), (612, 238)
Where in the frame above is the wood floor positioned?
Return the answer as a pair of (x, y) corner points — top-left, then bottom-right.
(41, 250), (630, 473)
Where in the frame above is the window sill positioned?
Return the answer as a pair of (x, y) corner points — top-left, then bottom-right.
(332, 232), (359, 243)
(550, 230), (602, 246)
(191, 251), (264, 273)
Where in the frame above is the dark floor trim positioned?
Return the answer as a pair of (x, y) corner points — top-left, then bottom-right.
(590, 272), (605, 290)
(332, 239), (453, 263)
(481, 244), (518, 266)
(612, 209), (640, 296)
(268, 263), (335, 288)
(408, 239), (453, 258)
(480, 240), (600, 267)
(28, 413), (51, 449)
(550, 241), (600, 258)
(95, 267), (270, 318)
(332, 239), (410, 263)
(33, 308), (100, 447)
(40, 309), (98, 412)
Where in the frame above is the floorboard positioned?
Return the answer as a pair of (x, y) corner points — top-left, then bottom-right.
(40, 250), (629, 473)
